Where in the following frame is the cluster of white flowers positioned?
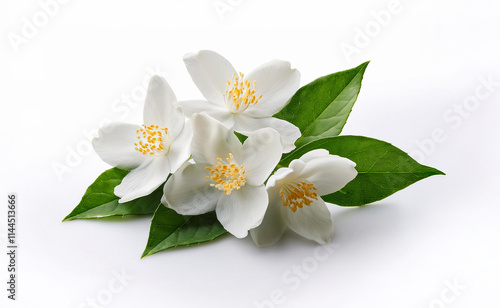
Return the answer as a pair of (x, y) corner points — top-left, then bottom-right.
(93, 50), (357, 247)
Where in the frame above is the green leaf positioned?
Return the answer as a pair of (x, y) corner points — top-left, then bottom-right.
(63, 168), (163, 221)
(234, 131), (248, 143)
(275, 62), (369, 147)
(141, 205), (228, 257)
(280, 136), (444, 206)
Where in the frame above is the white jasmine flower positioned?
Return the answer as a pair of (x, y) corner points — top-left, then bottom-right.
(181, 50), (301, 153)
(162, 112), (283, 238)
(250, 149), (357, 246)
(93, 76), (192, 203)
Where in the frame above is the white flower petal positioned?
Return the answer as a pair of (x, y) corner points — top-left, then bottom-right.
(115, 156), (171, 203)
(190, 113), (243, 164)
(284, 197), (334, 245)
(289, 158), (306, 174)
(244, 60), (300, 117)
(241, 128), (283, 186)
(162, 162), (220, 215)
(216, 185), (268, 238)
(143, 76), (184, 139)
(250, 186), (287, 247)
(266, 168), (294, 189)
(166, 120), (193, 173)
(287, 149), (329, 177)
(183, 50), (237, 104)
(298, 155), (357, 196)
(92, 122), (147, 170)
(178, 100), (235, 128)
(234, 115), (300, 153)
(299, 149), (330, 163)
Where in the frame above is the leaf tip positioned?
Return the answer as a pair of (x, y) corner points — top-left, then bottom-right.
(357, 61), (370, 71)
(62, 215), (73, 222)
(435, 169), (446, 176)
(424, 165), (445, 176)
(140, 247), (152, 259)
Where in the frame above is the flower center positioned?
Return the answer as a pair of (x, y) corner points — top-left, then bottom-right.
(224, 72), (262, 113)
(134, 124), (169, 156)
(205, 153), (246, 195)
(280, 181), (318, 212)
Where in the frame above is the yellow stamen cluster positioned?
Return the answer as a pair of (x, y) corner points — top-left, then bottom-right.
(205, 153), (246, 195)
(280, 181), (318, 212)
(224, 72), (262, 112)
(134, 124), (168, 156)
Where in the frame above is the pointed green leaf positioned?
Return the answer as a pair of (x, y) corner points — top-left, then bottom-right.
(275, 62), (369, 147)
(63, 168), (163, 221)
(142, 205), (228, 257)
(280, 136), (444, 206)
(234, 131), (248, 143)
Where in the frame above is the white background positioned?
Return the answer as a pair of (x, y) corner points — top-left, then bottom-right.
(1, 0), (500, 307)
